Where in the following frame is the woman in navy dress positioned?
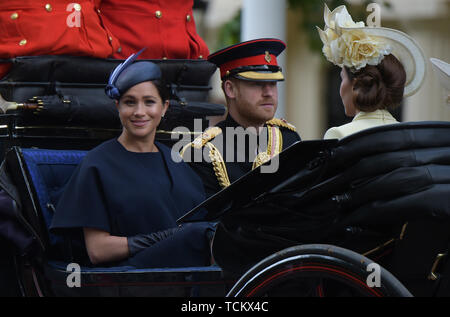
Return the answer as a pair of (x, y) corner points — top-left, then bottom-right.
(51, 51), (213, 268)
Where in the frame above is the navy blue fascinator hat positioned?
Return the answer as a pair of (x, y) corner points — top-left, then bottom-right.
(105, 48), (162, 100)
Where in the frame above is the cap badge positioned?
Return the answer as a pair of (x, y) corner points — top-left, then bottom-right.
(265, 51), (271, 63)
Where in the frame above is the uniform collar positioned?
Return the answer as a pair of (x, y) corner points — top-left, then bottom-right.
(218, 114), (272, 130)
(217, 114), (242, 129)
(353, 109), (397, 122)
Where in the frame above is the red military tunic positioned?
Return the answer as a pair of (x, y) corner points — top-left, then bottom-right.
(0, 0), (121, 78)
(98, 0), (209, 60)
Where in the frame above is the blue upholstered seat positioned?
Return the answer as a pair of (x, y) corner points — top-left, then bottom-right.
(21, 148), (87, 246)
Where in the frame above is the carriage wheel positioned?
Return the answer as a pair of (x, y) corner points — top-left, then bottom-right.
(226, 244), (412, 297)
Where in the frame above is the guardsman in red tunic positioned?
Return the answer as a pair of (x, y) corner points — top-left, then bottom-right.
(0, 0), (120, 78)
(98, 0), (209, 59)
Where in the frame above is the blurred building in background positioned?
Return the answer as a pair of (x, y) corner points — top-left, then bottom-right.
(194, 0), (450, 139)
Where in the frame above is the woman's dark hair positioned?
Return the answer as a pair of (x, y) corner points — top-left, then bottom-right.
(151, 79), (171, 102)
(117, 79), (171, 103)
(345, 54), (406, 112)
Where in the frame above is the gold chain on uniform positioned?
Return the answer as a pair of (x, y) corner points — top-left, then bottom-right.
(206, 142), (231, 188)
(252, 125), (283, 169)
(181, 119), (294, 189)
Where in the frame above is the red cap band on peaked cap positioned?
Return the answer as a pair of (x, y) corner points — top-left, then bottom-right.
(208, 38), (286, 80)
(218, 54), (278, 78)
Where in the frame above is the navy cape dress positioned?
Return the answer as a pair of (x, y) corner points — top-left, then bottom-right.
(50, 139), (212, 268)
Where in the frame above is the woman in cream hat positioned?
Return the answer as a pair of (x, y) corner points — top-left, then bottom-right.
(317, 4), (426, 139)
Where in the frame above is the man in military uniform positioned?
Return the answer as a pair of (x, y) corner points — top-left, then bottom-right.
(181, 38), (301, 197)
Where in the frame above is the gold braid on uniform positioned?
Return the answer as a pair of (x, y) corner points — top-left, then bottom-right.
(253, 119), (290, 169)
(179, 126), (230, 189)
(180, 126), (222, 156)
(253, 152), (272, 169)
(206, 143), (231, 188)
(266, 118), (297, 132)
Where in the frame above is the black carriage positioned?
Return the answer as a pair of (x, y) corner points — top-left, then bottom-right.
(1, 56), (450, 297)
(182, 122), (450, 297)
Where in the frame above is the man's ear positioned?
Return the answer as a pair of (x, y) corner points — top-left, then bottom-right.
(223, 79), (237, 99)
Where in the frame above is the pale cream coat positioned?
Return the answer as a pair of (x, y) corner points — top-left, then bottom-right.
(324, 109), (398, 140)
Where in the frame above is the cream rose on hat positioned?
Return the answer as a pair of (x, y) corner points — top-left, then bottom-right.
(317, 5), (391, 70)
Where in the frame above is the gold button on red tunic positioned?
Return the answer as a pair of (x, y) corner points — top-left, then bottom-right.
(99, 0), (210, 60)
(0, 0), (120, 78)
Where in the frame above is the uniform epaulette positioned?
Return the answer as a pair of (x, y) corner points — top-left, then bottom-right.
(180, 127), (222, 157)
(266, 118), (297, 132)
(186, 126), (222, 149)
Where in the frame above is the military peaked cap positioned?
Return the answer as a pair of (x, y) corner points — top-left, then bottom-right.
(208, 38), (286, 82)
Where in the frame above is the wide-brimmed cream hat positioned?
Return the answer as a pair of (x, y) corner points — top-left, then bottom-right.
(430, 58), (450, 90)
(430, 58), (450, 105)
(317, 5), (426, 97)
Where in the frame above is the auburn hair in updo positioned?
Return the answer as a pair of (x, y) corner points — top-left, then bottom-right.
(345, 54), (406, 112)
